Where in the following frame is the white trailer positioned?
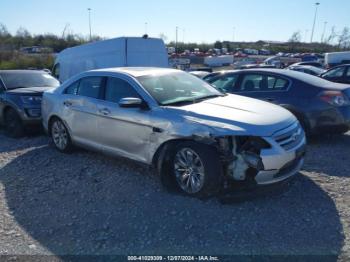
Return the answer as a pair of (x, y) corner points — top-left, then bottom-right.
(325, 52), (350, 68)
(204, 55), (234, 67)
(53, 37), (169, 82)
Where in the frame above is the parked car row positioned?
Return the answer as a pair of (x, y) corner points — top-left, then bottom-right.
(1, 67), (308, 198)
(0, 37), (348, 199)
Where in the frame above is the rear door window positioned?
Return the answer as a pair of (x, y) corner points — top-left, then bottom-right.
(238, 74), (289, 92)
(267, 76), (289, 90)
(240, 74), (264, 91)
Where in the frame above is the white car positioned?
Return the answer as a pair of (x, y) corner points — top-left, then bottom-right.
(42, 68), (306, 197)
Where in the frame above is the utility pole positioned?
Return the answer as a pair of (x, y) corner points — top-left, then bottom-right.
(232, 27), (235, 42)
(183, 28), (185, 43)
(321, 21), (328, 43)
(310, 2), (320, 42)
(175, 26), (178, 54)
(304, 29), (309, 43)
(87, 8), (92, 41)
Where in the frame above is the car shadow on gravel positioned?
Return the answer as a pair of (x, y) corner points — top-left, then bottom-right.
(0, 143), (344, 261)
(0, 143), (345, 261)
(0, 129), (47, 153)
(304, 133), (350, 178)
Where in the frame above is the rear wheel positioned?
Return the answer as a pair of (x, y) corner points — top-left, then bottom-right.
(4, 108), (25, 138)
(162, 141), (223, 198)
(50, 118), (73, 153)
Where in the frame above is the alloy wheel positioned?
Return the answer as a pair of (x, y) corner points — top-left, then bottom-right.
(174, 148), (205, 194)
(51, 120), (68, 150)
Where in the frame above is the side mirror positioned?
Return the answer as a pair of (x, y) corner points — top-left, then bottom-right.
(119, 97), (145, 108)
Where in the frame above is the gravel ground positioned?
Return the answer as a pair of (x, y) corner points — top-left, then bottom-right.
(0, 131), (349, 261)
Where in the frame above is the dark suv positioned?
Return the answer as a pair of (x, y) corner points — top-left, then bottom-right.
(0, 70), (59, 137)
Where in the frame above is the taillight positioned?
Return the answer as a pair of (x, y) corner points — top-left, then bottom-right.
(319, 91), (350, 107)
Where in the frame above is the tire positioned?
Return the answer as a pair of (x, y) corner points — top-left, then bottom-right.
(49, 118), (73, 153)
(296, 117), (310, 137)
(288, 110), (310, 135)
(161, 141), (223, 198)
(4, 108), (25, 138)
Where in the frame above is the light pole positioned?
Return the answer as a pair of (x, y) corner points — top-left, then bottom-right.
(175, 26), (178, 54)
(310, 2), (320, 42)
(321, 21), (328, 42)
(87, 8), (92, 41)
(304, 29), (309, 43)
(145, 22), (148, 35)
(232, 27), (235, 42)
(182, 28), (185, 43)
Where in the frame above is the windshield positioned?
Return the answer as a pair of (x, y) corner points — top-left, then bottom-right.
(0, 71), (60, 89)
(137, 71), (223, 106)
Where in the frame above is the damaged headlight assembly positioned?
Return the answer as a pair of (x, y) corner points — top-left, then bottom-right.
(223, 136), (270, 181)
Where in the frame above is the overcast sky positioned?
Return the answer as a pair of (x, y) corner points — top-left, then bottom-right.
(1, 0), (349, 43)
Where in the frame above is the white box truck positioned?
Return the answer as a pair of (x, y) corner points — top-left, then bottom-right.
(52, 36), (169, 82)
(324, 51), (350, 69)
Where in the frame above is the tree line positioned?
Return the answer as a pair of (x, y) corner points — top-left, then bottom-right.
(0, 23), (102, 70)
(0, 23), (350, 70)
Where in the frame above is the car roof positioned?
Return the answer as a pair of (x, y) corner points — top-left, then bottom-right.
(297, 61), (321, 64)
(290, 65), (323, 70)
(328, 64), (350, 68)
(91, 67), (179, 77)
(0, 70), (47, 74)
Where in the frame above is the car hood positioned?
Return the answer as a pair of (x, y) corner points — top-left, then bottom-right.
(166, 94), (296, 137)
(6, 86), (54, 95)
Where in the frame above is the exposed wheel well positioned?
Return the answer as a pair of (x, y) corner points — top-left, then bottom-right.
(152, 139), (191, 168)
(48, 115), (62, 137)
(3, 106), (14, 116)
(2, 106), (17, 124)
(152, 138), (221, 170)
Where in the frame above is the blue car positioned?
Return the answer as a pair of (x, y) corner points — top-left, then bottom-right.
(205, 69), (350, 135)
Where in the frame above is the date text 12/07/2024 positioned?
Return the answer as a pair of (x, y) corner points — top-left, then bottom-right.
(127, 256), (220, 261)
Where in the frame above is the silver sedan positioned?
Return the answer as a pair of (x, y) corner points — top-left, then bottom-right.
(42, 68), (306, 197)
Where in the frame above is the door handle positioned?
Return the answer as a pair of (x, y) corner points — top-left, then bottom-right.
(63, 100), (73, 107)
(99, 108), (111, 115)
(265, 98), (275, 102)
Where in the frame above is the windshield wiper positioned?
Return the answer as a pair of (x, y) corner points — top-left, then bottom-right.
(194, 94), (225, 102)
(162, 94), (224, 107)
(162, 99), (197, 106)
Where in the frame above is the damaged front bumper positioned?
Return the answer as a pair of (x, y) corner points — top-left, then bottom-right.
(223, 121), (306, 186)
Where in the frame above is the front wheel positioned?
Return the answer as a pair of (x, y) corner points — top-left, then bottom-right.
(4, 108), (25, 138)
(50, 118), (73, 153)
(163, 141), (223, 198)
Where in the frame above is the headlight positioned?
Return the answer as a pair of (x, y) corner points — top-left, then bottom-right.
(20, 96), (42, 104)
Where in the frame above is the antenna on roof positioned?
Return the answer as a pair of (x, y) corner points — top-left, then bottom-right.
(142, 34), (149, 39)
